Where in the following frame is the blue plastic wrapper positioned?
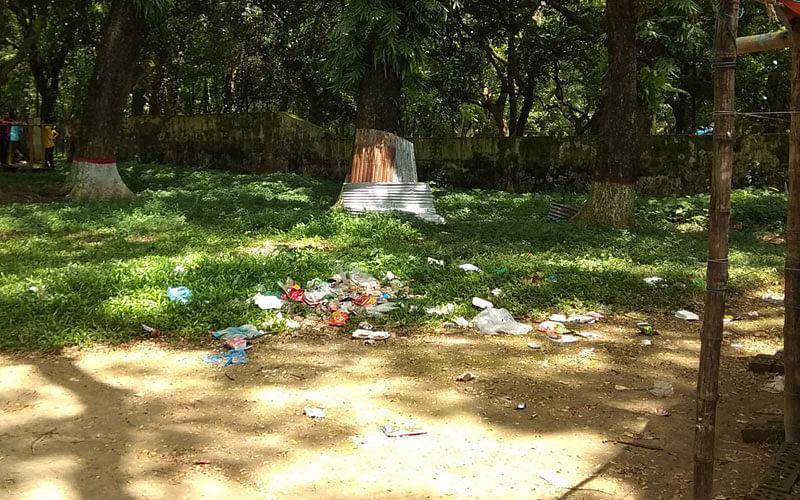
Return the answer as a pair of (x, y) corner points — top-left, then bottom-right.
(167, 286), (192, 304)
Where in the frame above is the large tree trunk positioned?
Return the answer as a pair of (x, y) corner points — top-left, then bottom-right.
(693, 2), (738, 498)
(576, 0), (640, 227)
(69, 0), (147, 201)
(355, 62), (401, 133)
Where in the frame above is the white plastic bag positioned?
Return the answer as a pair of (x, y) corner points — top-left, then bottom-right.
(472, 308), (532, 335)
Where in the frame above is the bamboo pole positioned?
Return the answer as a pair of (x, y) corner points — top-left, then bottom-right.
(693, 0), (738, 498)
(785, 29), (800, 443)
(737, 30), (790, 54)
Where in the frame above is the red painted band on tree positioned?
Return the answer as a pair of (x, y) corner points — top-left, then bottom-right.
(73, 157), (117, 165)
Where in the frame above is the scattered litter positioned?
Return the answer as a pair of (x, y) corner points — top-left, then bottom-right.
(202, 349), (248, 367)
(304, 406), (326, 419)
(574, 331), (600, 339)
(548, 334), (579, 344)
(193, 460), (212, 465)
(539, 471), (571, 489)
(212, 324), (263, 341)
(527, 342), (541, 349)
(649, 381), (675, 397)
(223, 338), (251, 350)
(454, 316), (469, 327)
(516, 403), (527, 410)
(494, 267), (509, 275)
(547, 275), (558, 283)
(285, 318), (301, 329)
(174, 265), (186, 274)
(761, 292), (785, 305)
(427, 257), (444, 266)
(358, 321), (373, 330)
(636, 322), (660, 336)
(548, 314), (567, 322)
(651, 408), (670, 416)
(692, 278), (706, 290)
(254, 293), (284, 310)
(537, 321), (570, 335)
(731, 343), (744, 349)
(459, 263), (482, 273)
(425, 303), (455, 315)
(472, 297), (493, 309)
(675, 310), (700, 321)
(723, 315), (735, 323)
(747, 311), (760, 319)
(641, 338), (653, 346)
(330, 311), (349, 326)
(368, 302), (399, 317)
(761, 375), (785, 393)
(351, 329), (390, 341)
(141, 324), (162, 338)
(384, 271), (398, 280)
(381, 425), (427, 437)
(456, 372), (475, 382)
(579, 348), (595, 356)
(644, 277), (667, 287)
(167, 286), (192, 304)
(28, 285), (38, 293)
(615, 385), (631, 391)
(472, 308), (532, 335)
(566, 314), (598, 324)
(491, 288), (502, 296)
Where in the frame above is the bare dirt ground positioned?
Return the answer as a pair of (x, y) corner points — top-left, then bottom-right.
(0, 304), (787, 500)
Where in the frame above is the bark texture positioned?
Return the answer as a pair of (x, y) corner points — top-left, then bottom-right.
(785, 28), (800, 443)
(355, 62), (401, 134)
(576, 0), (641, 227)
(69, 0), (147, 201)
(693, 2), (738, 498)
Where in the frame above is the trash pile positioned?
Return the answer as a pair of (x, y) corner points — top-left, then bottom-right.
(197, 267), (406, 365)
(534, 312), (604, 343)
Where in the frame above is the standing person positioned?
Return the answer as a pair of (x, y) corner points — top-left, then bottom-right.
(43, 123), (59, 169)
(8, 112), (22, 163)
(0, 112), (9, 167)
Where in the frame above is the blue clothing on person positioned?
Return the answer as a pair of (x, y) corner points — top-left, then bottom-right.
(9, 125), (21, 142)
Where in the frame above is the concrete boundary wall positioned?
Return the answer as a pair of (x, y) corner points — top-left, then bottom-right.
(118, 113), (788, 194)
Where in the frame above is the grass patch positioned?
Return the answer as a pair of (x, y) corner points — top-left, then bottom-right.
(0, 162), (786, 350)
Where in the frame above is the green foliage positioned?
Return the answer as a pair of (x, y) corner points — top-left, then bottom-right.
(327, 0), (447, 90)
(0, 163), (785, 351)
(131, 0), (174, 22)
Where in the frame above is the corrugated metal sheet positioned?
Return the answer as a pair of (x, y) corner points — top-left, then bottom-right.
(341, 182), (444, 224)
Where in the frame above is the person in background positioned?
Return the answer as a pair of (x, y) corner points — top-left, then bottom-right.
(43, 123), (58, 169)
(0, 112), (9, 167)
(8, 112), (22, 163)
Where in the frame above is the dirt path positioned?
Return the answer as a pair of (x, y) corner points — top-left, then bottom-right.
(0, 308), (786, 499)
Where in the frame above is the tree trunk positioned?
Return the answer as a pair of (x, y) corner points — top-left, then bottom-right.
(670, 95), (692, 135)
(69, 0), (147, 201)
(131, 86), (146, 116)
(355, 62), (402, 133)
(693, 2), (738, 498)
(576, 0), (640, 227)
(350, 129), (417, 183)
(785, 28), (800, 443)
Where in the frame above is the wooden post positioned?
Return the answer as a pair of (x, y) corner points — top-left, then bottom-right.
(41, 124), (47, 168)
(27, 125), (34, 166)
(785, 28), (800, 443)
(694, 0), (738, 498)
(737, 30), (790, 54)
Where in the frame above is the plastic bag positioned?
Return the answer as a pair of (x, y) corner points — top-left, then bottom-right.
(167, 286), (192, 304)
(472, 308), (532, 335)
(212, 324), (263, 340)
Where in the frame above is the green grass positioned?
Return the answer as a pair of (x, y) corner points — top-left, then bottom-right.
(0, 162), (787, 350)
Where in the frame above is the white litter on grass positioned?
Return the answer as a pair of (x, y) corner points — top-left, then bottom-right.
(527, 342), (541, 349)
(472, 297), (493, 309)
(649, 381), (675, 397)
(425, 303), (455, 315)
(459, 263), (483, 273)
(384, 271), (398, 280)
(351, 329), (390, 341)
(761, 293), (785, 305)
(579, 348), (595, 357)
(254, 293), (284, 310)
(427, 257), (445, 266)
(761, 375), (785, 394)
(566, 314), (597, 324)
(548, 314), (567, 322)
(454, 316), (470, 327)
(491, 288), (502, 296)
(675, 310), (700, 321)
(644, 276), (667, 287)
(574, 331), (600, 339)
(472, 308), (532, 335)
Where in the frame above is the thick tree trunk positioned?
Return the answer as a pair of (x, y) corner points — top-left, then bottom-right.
(576, 0), (640, 227)
(350, 129), (417, 183)
(69, 0), (147, 201)
(785, 28), (800, 443)
(355, 62), (401, 133)
(670, 95), (692, 135)
(693, 2), (738, 498)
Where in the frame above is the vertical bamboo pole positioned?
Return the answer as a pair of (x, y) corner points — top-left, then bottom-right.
(785, 28), (800, 442)
(694, 0), (738, 498)
(27, 126), (34, 166)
